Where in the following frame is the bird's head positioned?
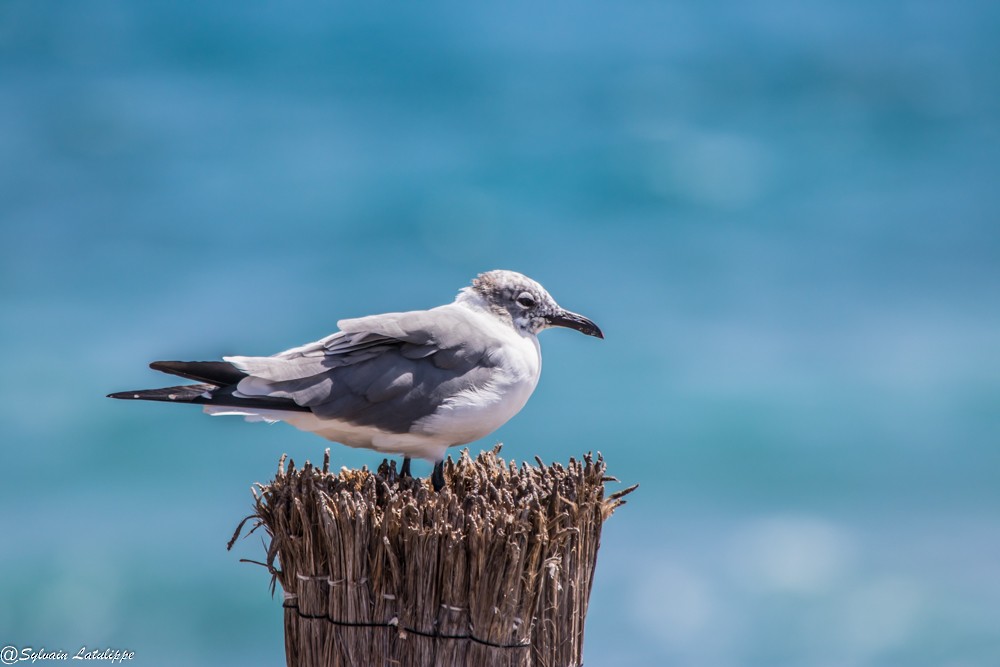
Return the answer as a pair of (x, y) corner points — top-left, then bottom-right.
(464, 269), (604, 339)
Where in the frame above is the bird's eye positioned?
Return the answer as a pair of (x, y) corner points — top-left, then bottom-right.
(515, 292), (536, 309)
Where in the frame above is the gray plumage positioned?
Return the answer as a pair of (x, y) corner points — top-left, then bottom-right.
(228, 306), (505, 434)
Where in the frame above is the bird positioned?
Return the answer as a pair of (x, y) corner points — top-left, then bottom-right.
(108, 269), (603, 490)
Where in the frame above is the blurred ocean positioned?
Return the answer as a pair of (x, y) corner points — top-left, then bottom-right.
(2, 1), (999, 665)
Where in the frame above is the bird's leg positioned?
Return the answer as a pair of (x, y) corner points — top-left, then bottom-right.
(431, 460), (445, 492)
(400, 456), (412, 478)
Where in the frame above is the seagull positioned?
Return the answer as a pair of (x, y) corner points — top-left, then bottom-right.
(108, 270), (603, 490)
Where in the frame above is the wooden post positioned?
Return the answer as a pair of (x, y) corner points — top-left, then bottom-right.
(230, 445), (636, 667)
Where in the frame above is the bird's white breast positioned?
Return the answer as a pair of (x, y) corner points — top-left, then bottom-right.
(412, 313), (541, 448)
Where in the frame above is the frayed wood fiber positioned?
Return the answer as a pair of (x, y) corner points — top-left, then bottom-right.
(232, 445), (635, 667)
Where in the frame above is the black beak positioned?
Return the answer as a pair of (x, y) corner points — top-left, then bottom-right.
(547, 309), (604, 339)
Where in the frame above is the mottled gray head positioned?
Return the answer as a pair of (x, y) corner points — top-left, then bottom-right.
(468, 270), (604, 338)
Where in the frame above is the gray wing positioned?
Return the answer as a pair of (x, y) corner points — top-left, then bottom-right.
(226, 305), (502, 433)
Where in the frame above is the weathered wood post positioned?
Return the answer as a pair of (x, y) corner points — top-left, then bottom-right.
(230, 445), (635, 667)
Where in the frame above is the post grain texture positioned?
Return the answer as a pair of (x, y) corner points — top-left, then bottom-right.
(232, 446), (636, 667)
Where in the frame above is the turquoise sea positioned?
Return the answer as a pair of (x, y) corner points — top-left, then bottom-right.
(2, 2), (999, 665)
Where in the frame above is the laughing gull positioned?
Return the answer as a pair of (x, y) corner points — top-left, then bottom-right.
(109, 270), (603, 490)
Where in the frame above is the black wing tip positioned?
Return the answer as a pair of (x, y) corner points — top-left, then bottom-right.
(148, 359), (246, 385)
(107, 390), (140, 400)
(149, 360), (174, 372)
(106, 383), (311, 413)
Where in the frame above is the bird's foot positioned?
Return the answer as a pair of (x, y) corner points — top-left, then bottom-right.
(431, 460), (445, 492)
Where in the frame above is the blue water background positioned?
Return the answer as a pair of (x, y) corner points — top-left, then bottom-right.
(2, 2), (999, 665)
